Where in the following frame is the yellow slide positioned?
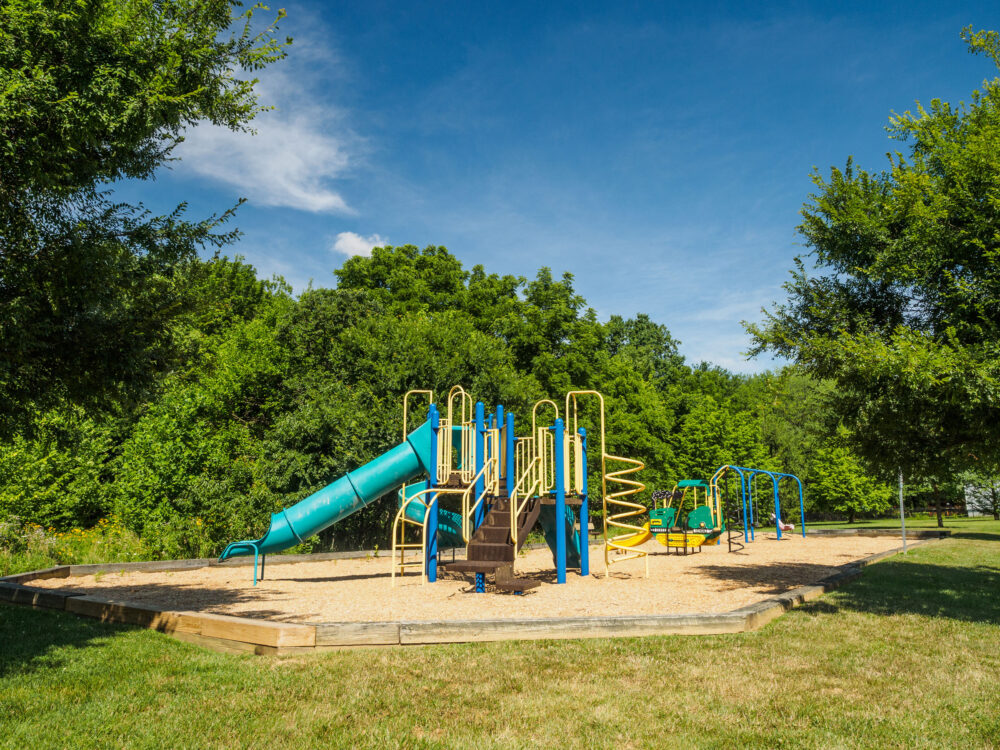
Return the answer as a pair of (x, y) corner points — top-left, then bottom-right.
(616, 522), (653, 547)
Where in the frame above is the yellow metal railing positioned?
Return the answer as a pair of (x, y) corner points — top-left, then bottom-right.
(392, 479), (493, 585)
(565, 390), (649, 578)
(564, 431), (584, 495)
(510, 456), (543, 548)
(401, 389), (433, 520)
(436, 386), (477, 483)
(391, 489), (435, 586)
(461, 456), (500, 543)
(707, 465), (728, 528)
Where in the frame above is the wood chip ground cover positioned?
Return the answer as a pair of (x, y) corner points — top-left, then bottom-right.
(31, 534), (903, 623)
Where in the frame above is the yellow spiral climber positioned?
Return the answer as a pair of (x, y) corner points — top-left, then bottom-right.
(564, 390), (649, 578)
(603, 453), (649, 577)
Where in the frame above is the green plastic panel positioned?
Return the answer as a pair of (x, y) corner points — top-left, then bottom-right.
(677, 479), (708, 488)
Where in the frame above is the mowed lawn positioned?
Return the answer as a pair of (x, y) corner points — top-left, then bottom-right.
(3, 522), (1000, 749)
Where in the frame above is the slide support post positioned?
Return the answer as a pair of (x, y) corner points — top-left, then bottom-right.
(579, 427), (589, 577)
(427, 404), (440, 583)
(505, 412), (515, 497)
(475, 401), (486, 593)
(554, 418), (567, 584)
(495, 404), (505, 487)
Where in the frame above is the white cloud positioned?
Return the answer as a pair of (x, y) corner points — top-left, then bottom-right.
(174, 16), (359, 214)
(178, 115), (353, 213)
(332, 231), (386, 257)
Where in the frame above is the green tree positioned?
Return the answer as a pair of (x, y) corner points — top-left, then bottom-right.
(810, 427), (894, 523)
(0, 0), (289, 433)
(760, 371), (836, 482)
(748, 27), (1000, 526)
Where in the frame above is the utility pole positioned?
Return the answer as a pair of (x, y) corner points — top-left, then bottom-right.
(899, 469), (907, 554)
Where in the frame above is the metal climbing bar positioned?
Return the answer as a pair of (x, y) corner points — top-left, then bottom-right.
(565, 390), (648, 578)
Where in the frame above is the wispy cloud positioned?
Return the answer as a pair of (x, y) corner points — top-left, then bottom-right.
(332, 231), (386, 257)
(174, 15), (359, 214)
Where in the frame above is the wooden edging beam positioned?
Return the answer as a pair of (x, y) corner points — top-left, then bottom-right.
(0, 533), (942, 655)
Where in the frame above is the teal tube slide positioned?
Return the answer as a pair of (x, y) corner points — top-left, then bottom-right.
(399, 484), (464, 549)
(219, 420), (446, 561)
(537, 504), (582, 567)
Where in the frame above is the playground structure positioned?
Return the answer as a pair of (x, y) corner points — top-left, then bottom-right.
(219, 386), (649, 590)
(618, 464), (806, 551)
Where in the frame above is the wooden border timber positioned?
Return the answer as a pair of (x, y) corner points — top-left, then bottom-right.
(0, 530), (948, 655)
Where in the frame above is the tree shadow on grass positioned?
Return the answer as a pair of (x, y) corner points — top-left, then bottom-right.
(944, 531), (1000, 543)
(803, 559), (1000, 625)
(695, 556), (1000, 625)
(0, 602), (136, 679)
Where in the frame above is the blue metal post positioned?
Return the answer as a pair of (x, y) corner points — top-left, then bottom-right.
(427, 404), (440, 583)
(748, 473), (756, 541)
(495, 404), (505, 486)
(739, 470), (750, 543)
(505, 411), (515, 497)
(794, 475), (806, 537)
(578, 427), (589, 577)
(772, 472), (782, 540)
(475, 401), (486, 593)
(554, 418), (567, 584)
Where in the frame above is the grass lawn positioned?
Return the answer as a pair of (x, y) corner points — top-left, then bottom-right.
(2, 520), (1000, 749)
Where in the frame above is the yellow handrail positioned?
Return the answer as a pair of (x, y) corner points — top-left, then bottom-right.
(461, 457), (499, 542)
(438, 386), (476, 482)
(401, 389), (433, 519)
(391, 489), (435, 586)
(510, 456), (543, 547)
(707, 465), (730, 529)
(393, 479), (494, 585)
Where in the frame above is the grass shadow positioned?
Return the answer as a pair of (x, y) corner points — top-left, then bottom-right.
(802, 558), (1000, 625)
(944, 530), (1000, 542)
(0, 602), (136, 678)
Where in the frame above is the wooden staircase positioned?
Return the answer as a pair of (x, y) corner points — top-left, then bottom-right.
(440, 490), (542, 592)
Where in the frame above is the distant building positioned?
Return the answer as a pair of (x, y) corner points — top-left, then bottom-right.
(965, 483), (999, 518)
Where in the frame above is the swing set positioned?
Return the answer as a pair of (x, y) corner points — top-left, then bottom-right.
(710, 465), (806, 541)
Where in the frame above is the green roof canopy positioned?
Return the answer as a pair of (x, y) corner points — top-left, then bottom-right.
(677, 479), (708, 488)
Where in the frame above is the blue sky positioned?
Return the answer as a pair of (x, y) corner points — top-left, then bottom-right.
(121, 1), (998, 371)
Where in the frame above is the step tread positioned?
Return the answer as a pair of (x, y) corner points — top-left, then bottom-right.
(494, 578), (541, 592)
(439, 560), (505, 573)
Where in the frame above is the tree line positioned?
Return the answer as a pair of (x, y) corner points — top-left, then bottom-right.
(0, 244), (898, 556)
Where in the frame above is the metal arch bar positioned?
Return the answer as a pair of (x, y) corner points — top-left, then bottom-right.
(725, 465), (804, 540)
(532, 399), (559, 436)
(447, 385), (473, 427)
(742, 468), (805, 537)
(401, 389), (434, 516)
(709, 465), (751, 542)
(771, 472), (806, 537)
